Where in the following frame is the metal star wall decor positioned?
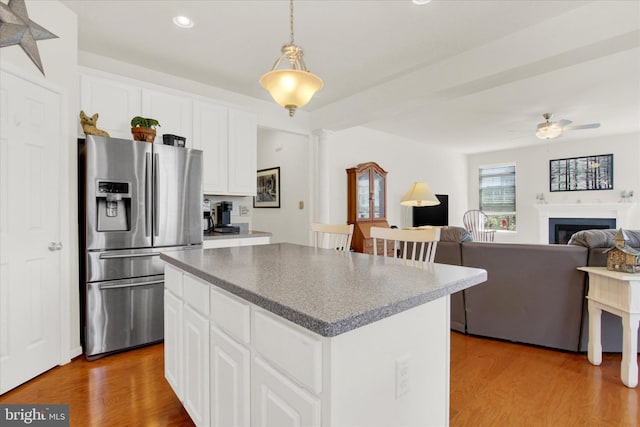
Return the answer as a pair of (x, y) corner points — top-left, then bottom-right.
(0, 0), (58, 76)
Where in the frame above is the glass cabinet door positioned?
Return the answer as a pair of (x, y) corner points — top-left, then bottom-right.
(357, 171), (370, 219)
(373, 171), (385, 219)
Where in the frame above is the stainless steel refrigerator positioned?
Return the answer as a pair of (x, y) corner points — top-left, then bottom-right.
(79, 135), (202, 359)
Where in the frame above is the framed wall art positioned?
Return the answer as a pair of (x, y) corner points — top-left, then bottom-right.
(549, 154), (613, 192)
(254, 167), (281, 208)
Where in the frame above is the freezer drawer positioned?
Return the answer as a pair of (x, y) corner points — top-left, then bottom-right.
(85, 275), (164, 358)
(86, 245), (200, 282)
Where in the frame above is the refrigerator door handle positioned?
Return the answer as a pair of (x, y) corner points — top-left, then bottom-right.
(145, 152), (152, 237)
(98, 279), (164, 290)
(99, 252), (161, 260)
(153, 153), (159, 237)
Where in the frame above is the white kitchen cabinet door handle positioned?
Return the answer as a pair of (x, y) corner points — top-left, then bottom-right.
(48, 242), (63, 251)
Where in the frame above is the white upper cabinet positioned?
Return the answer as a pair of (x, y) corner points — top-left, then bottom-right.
(193, 101), (228, 194)
(142, 89), (193, 147)
(79, 69), (257, 196)
(80, 74), (141, 140)
(195, 101), (257, 196)
(228, 109), (257, 196)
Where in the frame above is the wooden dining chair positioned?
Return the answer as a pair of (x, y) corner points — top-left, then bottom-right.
(369, 226), (440, 264)
(311, 223), (354, 252)
(462, 210), (496, 242)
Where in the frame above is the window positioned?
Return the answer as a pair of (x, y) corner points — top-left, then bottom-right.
(479, 165), (516, 231)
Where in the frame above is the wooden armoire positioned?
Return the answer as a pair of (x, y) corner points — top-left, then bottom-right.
(346, 162), (389, 254)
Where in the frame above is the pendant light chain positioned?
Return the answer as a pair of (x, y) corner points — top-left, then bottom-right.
(289, 0), (295, 45)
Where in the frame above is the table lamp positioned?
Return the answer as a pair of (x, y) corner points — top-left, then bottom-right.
(401, 182), (440, 207)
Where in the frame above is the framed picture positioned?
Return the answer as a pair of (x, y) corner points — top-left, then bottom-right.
(254, 167), (281, 208)
(549, 154), (613, 192)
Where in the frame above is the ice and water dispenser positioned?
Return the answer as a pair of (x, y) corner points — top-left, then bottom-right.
(96, 180), (131, 231)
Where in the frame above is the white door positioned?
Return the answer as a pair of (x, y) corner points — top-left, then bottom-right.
(210, 326), (250, 427)
(183, 305), (210, 426)
(227, 109), (257, 195)
(164, 289), (183, 400)
(0, 69), (63, 394)
(193, 100), (228, 194)
(251, 357), (321, 427)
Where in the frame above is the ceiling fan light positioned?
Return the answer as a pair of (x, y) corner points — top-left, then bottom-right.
(536, 123), (562, 140)
(172, 16), (194, 28)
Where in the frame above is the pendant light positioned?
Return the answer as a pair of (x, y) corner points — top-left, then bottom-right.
(260, 0), (323, 117)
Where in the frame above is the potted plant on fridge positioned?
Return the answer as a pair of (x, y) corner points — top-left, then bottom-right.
(130, 116), (161, 142)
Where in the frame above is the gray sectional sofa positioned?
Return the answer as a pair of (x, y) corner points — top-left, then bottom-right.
(435, 227), (640, 353)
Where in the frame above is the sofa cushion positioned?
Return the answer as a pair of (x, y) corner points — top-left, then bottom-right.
(568, 229), (640, 248)
(439, 226), (473, 243)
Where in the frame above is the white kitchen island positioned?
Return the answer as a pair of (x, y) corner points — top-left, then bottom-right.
(161, 243), (486, 427)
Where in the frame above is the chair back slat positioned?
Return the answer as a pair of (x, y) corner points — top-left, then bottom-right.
(370, 227), (440, 266)
(311, 223), (354, 252)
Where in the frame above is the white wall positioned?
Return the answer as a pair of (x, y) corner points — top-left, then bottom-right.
(467, 133), (640, 243)
(253, 129), (312, 245)
(322, 127), (468, 229)
(0, 0), (79, 356)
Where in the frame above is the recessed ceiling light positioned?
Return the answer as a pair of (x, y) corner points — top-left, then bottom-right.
(173, 16), (194, 29)
(412, 0), (432, 4)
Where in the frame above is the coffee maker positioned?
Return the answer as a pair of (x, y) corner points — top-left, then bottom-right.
(214, 201), (239, 233)
(203, 199), (214, 233)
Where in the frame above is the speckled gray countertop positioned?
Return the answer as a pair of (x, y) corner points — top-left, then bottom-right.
(160, 243), (486, 337)
(203, 230), (272, 241)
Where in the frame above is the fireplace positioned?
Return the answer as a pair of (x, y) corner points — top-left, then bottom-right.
(535, 203), (635, 244)
(549, 217), (616, 244)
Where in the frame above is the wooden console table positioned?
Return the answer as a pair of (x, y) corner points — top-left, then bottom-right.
(578, 266), (640, 388)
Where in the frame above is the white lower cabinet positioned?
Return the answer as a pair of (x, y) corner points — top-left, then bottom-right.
(165, 265), (211, 427)
(203, 236), (271, 249)
(238, 236), (270, 246)
(165, 263), (449, 427)
(183, 273), (211, 427)
(183, 305), (210, 427)
(251, 357), (322, 427)
(210, 326), (250, 427)
(164, 289), (183, 400)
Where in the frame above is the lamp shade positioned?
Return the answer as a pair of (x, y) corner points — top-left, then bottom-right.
(401, 182), (440, 207)
(260, 69), (323, 115)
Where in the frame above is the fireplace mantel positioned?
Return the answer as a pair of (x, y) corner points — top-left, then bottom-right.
(534, 203), (636, 243)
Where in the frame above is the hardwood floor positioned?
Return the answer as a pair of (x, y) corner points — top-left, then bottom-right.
(1, 333), (638, 426)
(0, 344), (194, 427)
(450, 333), (638, 427)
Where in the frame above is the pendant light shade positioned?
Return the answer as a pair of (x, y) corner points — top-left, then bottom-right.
(260, 69), (323, 116)
(260, 0), (323, 117)
(401, 182), (440, 207)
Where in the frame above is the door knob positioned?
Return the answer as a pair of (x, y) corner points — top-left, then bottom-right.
(48, 242), (63, 251)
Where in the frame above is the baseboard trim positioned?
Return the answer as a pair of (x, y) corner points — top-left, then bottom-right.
(69, 346), (83, 360)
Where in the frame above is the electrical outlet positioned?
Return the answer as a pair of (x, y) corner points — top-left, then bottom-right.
(395, 356), (410, 399)
(239, 205), (249, 216)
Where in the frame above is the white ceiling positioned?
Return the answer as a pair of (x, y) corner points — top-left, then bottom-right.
(61, 0), (640, 153)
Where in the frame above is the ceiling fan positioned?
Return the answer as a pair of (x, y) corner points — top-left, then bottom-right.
(535, 113), (600, 140)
